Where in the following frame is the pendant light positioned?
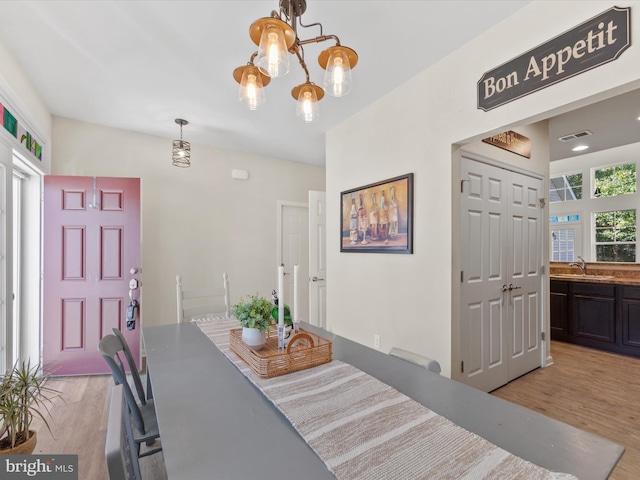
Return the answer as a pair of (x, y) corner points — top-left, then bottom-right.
(233, 0), (358, 122)
(233, 54), (271, 110)
(172, 119), (191, 168)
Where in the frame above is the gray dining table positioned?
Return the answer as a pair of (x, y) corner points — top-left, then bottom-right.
(142, 321), (624, 480)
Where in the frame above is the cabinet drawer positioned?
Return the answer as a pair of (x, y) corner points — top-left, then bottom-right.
(622, 285), (640, 300)
(550, 280), (569, 294)
(573, 283), (615, 297)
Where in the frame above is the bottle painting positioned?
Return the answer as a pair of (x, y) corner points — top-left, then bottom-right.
(389, 186), (398, 237)
(378, 190), (389, 241)
(349, 196), (358, 244)
(358, 193), (368, 244)
(369, 192), (379, 240)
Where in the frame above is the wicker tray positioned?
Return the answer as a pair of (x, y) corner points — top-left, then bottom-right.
(229, 327), (332, 378)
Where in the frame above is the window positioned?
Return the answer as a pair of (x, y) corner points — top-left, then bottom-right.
(594, 209), (636, 262)
(551, 229), (576, 262)
(594, 163), (636, 197)
(550, 215), (581, 262)
(550, 173), (582, 202)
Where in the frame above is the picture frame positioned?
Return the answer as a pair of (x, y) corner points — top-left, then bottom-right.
(340, 173), (414, 254)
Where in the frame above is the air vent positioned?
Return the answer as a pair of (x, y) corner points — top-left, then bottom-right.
(558, 130), (593, 142)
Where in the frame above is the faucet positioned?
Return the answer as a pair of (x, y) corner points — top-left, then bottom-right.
(569, 256), (587, 275)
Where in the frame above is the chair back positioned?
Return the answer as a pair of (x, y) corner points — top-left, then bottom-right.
(112, 328), (146, 405)
(389, 347), (442, 374)
(98, 335), (148, 435)
(176, 272), (230, 322)
(105, 384), (142, 480)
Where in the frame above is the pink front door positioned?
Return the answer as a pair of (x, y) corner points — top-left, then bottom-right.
(43, 176), (141, 375)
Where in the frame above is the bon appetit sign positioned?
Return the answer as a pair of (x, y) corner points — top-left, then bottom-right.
(478, 6), (631, 111)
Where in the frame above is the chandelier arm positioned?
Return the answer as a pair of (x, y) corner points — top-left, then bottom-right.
(296, 20), (323, 37)
(295, 50), (311, 84)
(297, 34), (340, 47)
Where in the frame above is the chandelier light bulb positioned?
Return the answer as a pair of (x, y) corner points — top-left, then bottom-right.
(296, 86), (319, 123)
(257, 24), (290, 78)
(322, 47), (354, 97)
(239, 68), (266, 110)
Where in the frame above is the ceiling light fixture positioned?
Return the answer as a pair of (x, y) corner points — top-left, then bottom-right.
(172, 119), (191, 168)
(572, 145), (589, 152)
(233, 0), (358, 123)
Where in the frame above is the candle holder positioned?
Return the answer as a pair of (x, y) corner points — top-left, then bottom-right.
(277, 324), (286, 350)
(293, 320), (300, 334)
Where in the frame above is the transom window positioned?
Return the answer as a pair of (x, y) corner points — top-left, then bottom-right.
(594, 209), (636, 262)
(594, 163), (636, 197)
(550, 173), (582, 202)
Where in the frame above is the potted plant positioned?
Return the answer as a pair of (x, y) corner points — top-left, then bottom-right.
(232, 294), (274, 350)
(0, 360), (60, 454)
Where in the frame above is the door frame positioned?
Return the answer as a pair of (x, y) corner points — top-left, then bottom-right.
(455, 150), (550, 385)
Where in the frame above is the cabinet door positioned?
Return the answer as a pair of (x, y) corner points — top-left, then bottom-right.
(621, 286), (640, 350)
(550, 281), (570, 339)
(572, 283), (616, 344)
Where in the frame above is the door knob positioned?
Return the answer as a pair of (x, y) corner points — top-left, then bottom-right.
(312, 276), (325, 282)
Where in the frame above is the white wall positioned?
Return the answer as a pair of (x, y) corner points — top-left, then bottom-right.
(0, 37), (51, 368)
(0, 38), (52, 174)
(52, 117), (325, 327)
(326, 1), (640, 378)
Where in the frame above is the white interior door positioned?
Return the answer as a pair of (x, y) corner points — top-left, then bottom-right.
(460, 156), (543, 392)
(308, 191), (326, 328)
(280, 203), (309, 323)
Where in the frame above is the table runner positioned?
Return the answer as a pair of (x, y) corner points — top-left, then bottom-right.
(196, 317), (577, 480)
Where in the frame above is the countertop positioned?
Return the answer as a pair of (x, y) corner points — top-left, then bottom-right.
(550, 274), (640, 285)
(550, 261), (640, 285)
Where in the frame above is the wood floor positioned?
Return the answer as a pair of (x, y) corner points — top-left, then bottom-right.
(29, 374), (167, 480)
(30, 341), (637, 479)
(492, 340), (640, 480)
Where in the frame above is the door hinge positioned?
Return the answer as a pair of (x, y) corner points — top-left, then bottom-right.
(541, 331), (546, 341)
(461, 361), (464, 373)
(461, 271), (464, 283)
(541, 265), (546, 275)
(461, 180), (465, 193)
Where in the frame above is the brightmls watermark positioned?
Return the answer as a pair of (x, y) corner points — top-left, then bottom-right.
(0, 455), (77, 479)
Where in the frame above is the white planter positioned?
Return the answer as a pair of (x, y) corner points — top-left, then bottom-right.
(241, 327), (267, 351)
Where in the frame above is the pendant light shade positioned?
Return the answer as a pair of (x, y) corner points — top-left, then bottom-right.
(319, 46), (357, 97)
(292, 83), (323, 123)
(254, 19), (292, 78)
(172, 119), (191, 168)
(234, 64), (270, 110)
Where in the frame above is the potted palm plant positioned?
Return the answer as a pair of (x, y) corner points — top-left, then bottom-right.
(0, 360), (60, 454)
(232, 294), (274, 350)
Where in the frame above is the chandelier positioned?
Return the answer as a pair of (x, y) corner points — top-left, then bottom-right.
(172, 118), (191, 168)
(233, 0), (358, 123)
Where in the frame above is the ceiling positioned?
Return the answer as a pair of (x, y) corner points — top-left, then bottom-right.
(0, 0), (533, 167)
(549, 88), (640, 162)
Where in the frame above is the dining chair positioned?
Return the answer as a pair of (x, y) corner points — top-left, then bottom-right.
(389, 347), (442, 374)
(98, 334), (162, 458)
(176, 272), (230, 322)
(105, 384), (142, 480)
(112, 328), (149, 404)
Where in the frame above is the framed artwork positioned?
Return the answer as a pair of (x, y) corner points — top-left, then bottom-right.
(340, 173), (413, 254)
